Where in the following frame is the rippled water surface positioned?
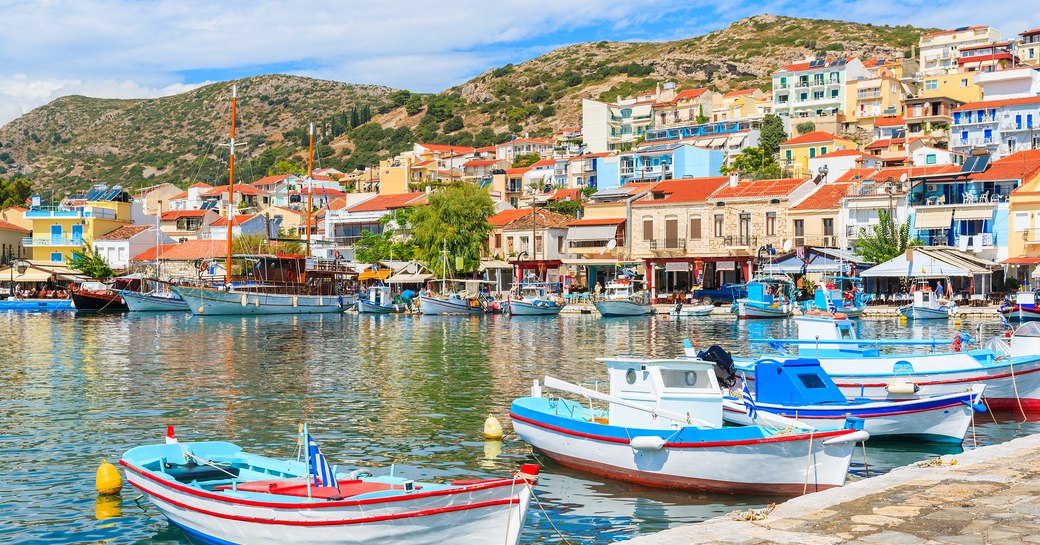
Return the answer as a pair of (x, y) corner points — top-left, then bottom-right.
(0, 311), (1036, 544)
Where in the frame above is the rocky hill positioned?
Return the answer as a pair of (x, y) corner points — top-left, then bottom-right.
(0, 15), (932, 193)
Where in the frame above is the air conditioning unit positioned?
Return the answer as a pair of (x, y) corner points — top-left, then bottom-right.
(926, 184), (937, 192)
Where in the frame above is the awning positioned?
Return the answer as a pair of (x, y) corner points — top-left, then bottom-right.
(860, 248), (996, 278)
(562, 258), (641, 266)
(566, 224), (618, 241)
(727, 133), (748, 147)
(479, 260), (513, 271)
(914, 209), (953, 229)
(954, 208), (994, 221)
(1003, 257), (1040, 264)
(358, 269), (391, 281)
(707, 137), (726, 147)
(386, 272), (433, 284)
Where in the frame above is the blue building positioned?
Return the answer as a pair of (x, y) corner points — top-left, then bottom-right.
(615, 143), (725, 186)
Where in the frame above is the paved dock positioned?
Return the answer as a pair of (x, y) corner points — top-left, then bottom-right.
(621, 432), (1040, 544)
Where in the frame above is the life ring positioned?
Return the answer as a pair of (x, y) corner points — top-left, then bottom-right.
(333, 250), (342, 260)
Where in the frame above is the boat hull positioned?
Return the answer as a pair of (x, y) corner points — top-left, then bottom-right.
(172, 285), (351, 315)
(670, 305), (714, 317)
(71, 290), (128, 312)
(722, 388), (981, 443)
(735, 301), (792, 319)
(511, 398), (857, 495)
(419, 295), (486, 315)
(508, 298), (563, 316)
(0, 298), (73, 311)
(122, 291), (190, 312)
(122, 464), (531, 545)
(594, 300), (652, 317)
(898, 305), (952, 320)
(1001, 306), (1040, 322)
(357, 299), (409, 314)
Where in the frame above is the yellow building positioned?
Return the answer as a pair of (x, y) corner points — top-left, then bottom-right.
(1022, 29), (1040, 66)
(918, 72), (983, 103)
(24, 188), (134, 262)
(779, 131), (859, 178)
(844, 75), (906, 130)
(999, 151), (1040, 283)
(713, 89), (767, 122)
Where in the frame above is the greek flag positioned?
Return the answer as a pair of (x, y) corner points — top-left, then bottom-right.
(308, 434), (338, 488)
(742, 375), (758, 421)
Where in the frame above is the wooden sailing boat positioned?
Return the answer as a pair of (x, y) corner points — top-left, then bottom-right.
(171, 90), (356, 315)
(122, 211), (190, 311)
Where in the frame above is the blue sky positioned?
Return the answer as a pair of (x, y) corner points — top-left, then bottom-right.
(0, 0), (1036, 126)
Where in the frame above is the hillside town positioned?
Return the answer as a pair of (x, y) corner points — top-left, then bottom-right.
(2, 25), (1040, 302)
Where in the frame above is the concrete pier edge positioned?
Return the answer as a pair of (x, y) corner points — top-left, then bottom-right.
(620, 432), (1040, 544)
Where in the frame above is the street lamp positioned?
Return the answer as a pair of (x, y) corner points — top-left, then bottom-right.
(9, 259), (30, 299)
(516, 251), (529, 285)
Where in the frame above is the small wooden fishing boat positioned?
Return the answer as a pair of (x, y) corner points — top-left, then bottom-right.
(669, 301), (714, 317)
(898, 279), (955, 320)
(71, 277), (140, 312)
(511, 355), (867, 495)
(121, 289), (190, 312)
(734, 276), (794, 319)
(121, 426), (537, 545)
(808, 276), (865, 318)
(594, 277), (652, 317)
(507, 280), (564, 316)
(1000, 291), (1040, 322)
(357, 285), (410, 314)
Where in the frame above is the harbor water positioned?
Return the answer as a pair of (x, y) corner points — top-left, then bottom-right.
(1, 311), (1036, 544)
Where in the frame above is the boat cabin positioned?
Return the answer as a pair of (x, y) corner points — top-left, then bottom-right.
(752, 358), (847, 406)
(814, 277), (863, 311)
(1014, 291), (1037, 309)
(602, 279), (641, 301)
(745, 277), (792, 304)
(794, 316), (880, 358)
(912, 289), (941, 310)
(601, 357), (723, 430)
(366, 285), (393, 306)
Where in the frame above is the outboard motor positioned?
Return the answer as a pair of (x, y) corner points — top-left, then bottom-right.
(697, 345), (738, 388)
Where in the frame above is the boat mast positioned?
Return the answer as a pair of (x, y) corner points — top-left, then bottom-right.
(306, 123), (314, 257)
(155, 203), (161, 281)
(224, 85), (237, 287)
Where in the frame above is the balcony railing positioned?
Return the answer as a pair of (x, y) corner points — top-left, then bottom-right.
(957, 233), (996, 248)
(724, 235), (757, 247)
(24, 206), (117, 219)
(649, 238), (686, 250)
(23, 236), (84, 247)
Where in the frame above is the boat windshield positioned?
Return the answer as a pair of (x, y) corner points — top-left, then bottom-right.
(1015, 321), (1040, 338)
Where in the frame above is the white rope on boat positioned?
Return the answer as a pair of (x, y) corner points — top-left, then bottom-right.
(1008, 358), (1028, 421)
(802, 430), (815, 496)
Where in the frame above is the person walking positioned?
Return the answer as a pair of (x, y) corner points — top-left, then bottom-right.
(594, 281), (602, 301)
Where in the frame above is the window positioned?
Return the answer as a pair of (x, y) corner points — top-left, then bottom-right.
(1015, 211), (1030, 232)
(925, 79), (938, 90)
(926, 153), (937, 165)
(714, 214), (724, 237)
(794, 219), (804, 238)
(739, 213), (751, 241)
(621, 108), (632, 119)
(809, 148), (816, 159)
(766, 212), (777, 236)
(50, 252), (62, 262)
(690, 217), (702, 239)
(494, 233), (502, 249)
(799, 93), (808, 101)
(960, 78), (968, 88)
(643, 219), (653, 241)
(823, 218), (834, 237)
(820, 147), (828, 155)
(785, 149), (793, 163)
(558, 237), (564, 254)
(665, 218), (679, 248)
(830, 89), (839, 98)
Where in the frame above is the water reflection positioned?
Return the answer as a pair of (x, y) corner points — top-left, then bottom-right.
(0, 312), (1033, 545)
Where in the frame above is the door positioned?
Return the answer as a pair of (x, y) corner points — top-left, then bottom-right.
(71, 224), (84, 244)
(739, 213), (751, 245)
(50, 224), (62, 245)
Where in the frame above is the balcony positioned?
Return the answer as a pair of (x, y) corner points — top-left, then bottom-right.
(957, 233), (996, 249)
(23, 236), (84, 247)
(507, 183), (523, 193)
(649, 238), (686, 251)
(24, 206), (116, 219)
(724, 235), (757, 247)
(956, 114), (999, 125)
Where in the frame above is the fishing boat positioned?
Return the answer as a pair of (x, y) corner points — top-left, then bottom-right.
(70, 276), (141, 312)
(507, 279), (564, 316)
(898, 279), (955, 320)
(357, 284), (410, 314)
(594, 277), (652, 317)
(704, 315), (1040, 411)
(808, 276), (866, 318)
(121, 290), (190, 312)
(733, 276), (795, 319)
(511, 355), (868, 495)
(419, 280), (500, 316)
(0, 297), (73, 311)
(1000, 291), (1040, 322)
(669, 300), (714, 317)
(121, 426), (536, 545)
(720, 357), (986, 443)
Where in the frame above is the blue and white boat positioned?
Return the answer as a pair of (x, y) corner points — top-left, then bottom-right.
(734, 276), (795, 319)
(720, 357), (985, 443)
(511, 355), (868, 495)
(808, 276), (865, 318)
(357, 285), (410, 314)
(0, 298), (73, 311)
(121, 289), (190, 312)
(594, 278), (652, 317)
(121, 426), (536, 545)
(419, 280), (501, 315)
(898, 279), (955, 320)
(507, 281), (564, 316)
(1000, 291), (1040, 322)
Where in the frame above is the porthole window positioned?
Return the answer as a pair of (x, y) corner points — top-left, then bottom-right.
(625, 369), (637, 384)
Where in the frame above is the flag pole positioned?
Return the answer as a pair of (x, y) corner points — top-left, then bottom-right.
(303, 422), (312, 499)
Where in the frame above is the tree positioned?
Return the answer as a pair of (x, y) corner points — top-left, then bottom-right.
(696, 105), (709, 125)
(69, 243), (114, 279)
(512, 153), (542, 168)
(353, 209), (416, 262)
(443, 116), (464, 133)
(853, 209), (920, 264)
(408, 183), (495, 276)
(0, 177), (32, 208)
(759, 114), (787, 158)
(719, 147), (782, 180)
(268, 159), (304, 176)
(796, 121), (816, 135)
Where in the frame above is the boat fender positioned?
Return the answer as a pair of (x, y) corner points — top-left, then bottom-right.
(241, 294), (248, 307)
(514, 463), (540, 483)
(95, 459), (122, 495)
(254, 296), (260, 307)
(951, 335), (963, 352)
(346, 469), (372, 480)
(963, 400), (988, 413)
(886, 380), (919, 394)
(483, 414), (503, 440)
(292, 296), (298, 308)
(630, 436), (666, 451)
(823, 430), (870, 445)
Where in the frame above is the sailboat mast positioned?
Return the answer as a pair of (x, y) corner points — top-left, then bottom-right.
(224, 85), (237, 286)
(155, 204), (161, 280)
(306, 123), (314, 257)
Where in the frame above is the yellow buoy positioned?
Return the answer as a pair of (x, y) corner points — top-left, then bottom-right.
(483, 414), (503, 440)
(954, 319), (962, 326)
(96, 459), (122, 495)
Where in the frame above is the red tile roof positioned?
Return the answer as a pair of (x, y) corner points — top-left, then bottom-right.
(293, 188), (347, 197)
(346, 192), (427, 213)
(530, 159), (556, 168)
(878, 165), (961, 181)
(188, 182), (213, 189)
(833, 167), (879, 184)
(781, 131), (844, 146)
(502, 209), (573, 230)
(923, 26), (988, 37)
(251, 174), (292, 187)
(711, 178), (810, 200)
(488, 208), (533, 227)
(545, 188), (582, 202)
(463, 159), (498, 167)
(168, 191), (189, 200)
(567, 217), (625, 226)
(791, 183), (858, 210)
(1022, 28), (1040, 36)
(327, 197), (349, 211)
(0, 220), (29, 232)
(723, 88), (757, 98)
(131, 239), (227, 262)
(474, 146), (497, 153)
(418, 143), (476, 154)
(874, 116), (905, 127)
(954, 96), (1040, 112)
(505, 167), (532, 176)
(161, 210), (209, 220)
(203, 185), (269, 196)
(865, 138), (906, 150)
(210, 214), (258, 227)
(96, 225), (153, 241)
(818, 149), (874, 159)
(668, 88), (709, 104)
(979, 150), (1040, 183)
(413, 160), (434, 167)
(636, 177), (729, 205)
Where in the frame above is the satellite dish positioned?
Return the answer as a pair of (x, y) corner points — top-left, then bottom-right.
(899, 173), (908, 183)
(782, 239), (793, 253)
(605, 239), (618, 251)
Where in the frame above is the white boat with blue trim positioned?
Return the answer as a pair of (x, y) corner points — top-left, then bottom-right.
(121, 289), (190, 312)
(511, 355), (868, 495)
(121, 426), (537, 545)
(507, 281), (564, 316)
(173, 284), (351, 315)
(734, 275), (795, 319)
(357, 285), (410, 314)
(594, 278), (652, 317)
(898, 280), (955, 320)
